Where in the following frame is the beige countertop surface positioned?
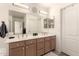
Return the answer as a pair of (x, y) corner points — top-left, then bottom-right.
(5, 34), (56, 43)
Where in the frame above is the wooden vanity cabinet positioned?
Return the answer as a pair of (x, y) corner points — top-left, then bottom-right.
(25, 39), (36, 56)
(9, 36), (56, 56)
(9, 41), (25, 56)
(36, 38), (44, 56)
(44, 37), (51, 53)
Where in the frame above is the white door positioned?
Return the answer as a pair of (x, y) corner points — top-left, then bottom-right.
(62, 4), (78, 36)
(62, 4), (79, 56)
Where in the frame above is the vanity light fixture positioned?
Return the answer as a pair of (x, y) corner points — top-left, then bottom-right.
(13, 3), (29, 9)
(39, 10), (48, 15)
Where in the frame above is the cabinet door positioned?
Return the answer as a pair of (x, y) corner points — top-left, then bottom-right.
(51, 39), (56, 50)
(9, 47), (25, 56)
(45, 38), (51, 53)
(37, 38), (44, 50)
(37, 38), (44, 56)
(25, 44), (36, 56)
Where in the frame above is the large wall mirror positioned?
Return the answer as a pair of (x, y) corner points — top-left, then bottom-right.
(26, 13), (41, 34)
(9, 10), (26, 35)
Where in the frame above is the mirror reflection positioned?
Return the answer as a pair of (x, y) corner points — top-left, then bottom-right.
(9, 10), (26, 35)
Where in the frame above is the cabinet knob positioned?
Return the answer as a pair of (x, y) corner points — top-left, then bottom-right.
(40, 39), (43, 41)
(23, 47), (24, 50)
(31, 41), (32, 43)
(26, 46), (28, 48)
(17, 44), (19, 46)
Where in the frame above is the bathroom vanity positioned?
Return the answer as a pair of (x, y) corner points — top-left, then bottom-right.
(5, 35), (56, 56)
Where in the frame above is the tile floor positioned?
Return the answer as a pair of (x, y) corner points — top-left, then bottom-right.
(44, 52), (69, 56)
(44, 52), (57, 56)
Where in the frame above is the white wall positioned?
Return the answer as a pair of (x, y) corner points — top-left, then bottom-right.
(0, 3), (10, 29)
(0, 3), (10, 56)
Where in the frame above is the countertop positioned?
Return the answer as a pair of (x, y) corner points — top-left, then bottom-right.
(5, 34), (56, 43)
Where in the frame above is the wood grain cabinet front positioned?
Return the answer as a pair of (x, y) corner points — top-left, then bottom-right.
(36, 38), (44, 56)
(9, 41), (25, 49)
(44, 37), (51, 53)
(50, 36), (56, 50)
(25, 39), (36, 56)
(37, 48), (44, 56)
(9, 47), (25, 56)
(25, 39), (36, 45)
(37, 38), (44, 50)
(9, 36), (56, 56)
(9, 41), (25, 56)
(25, 44), (36, 56)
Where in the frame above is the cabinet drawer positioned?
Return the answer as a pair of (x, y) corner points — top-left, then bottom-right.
(9, 41), (25, 49)
(25, 39), (36, 45)
(37, 49), (44, 56)
(37, 38), (44, 42)
(50, 36), (56, 39)
(45, 37), (50, 41)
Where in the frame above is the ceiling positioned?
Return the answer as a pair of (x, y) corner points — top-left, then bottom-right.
(22, 3), (71, 13)
(23, 3), (71, 8)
